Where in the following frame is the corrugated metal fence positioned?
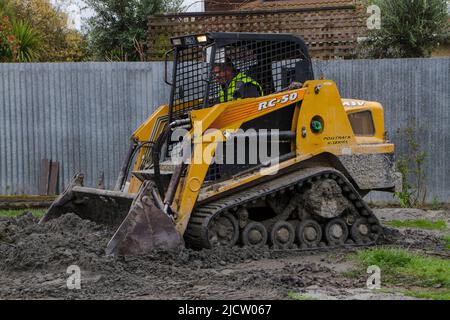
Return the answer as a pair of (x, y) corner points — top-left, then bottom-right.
(0, 59), (449, 202)
(316, 58), (450, 202)
(0, 62), (171, 195)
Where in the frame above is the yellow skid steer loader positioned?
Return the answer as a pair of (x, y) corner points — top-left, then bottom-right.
(40, 33), (400, 255)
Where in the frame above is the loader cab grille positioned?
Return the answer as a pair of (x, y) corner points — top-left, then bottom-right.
(168, 33), (314, 124)
(170, 42), (212, 122)
(208, 39), (313, 105)
(167, 33), (313, 183)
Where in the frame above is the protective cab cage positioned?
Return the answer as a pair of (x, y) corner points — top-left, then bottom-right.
(165, 32), (315, 123)
(132, 32), (317, 195)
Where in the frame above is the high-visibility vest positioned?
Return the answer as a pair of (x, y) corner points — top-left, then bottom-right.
(219, 73), (263, 103)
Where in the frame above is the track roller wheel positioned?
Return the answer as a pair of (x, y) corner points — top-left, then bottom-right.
(350, 218), (372, 244)
(241, 222), (268, 248)
(369, 224), (383, 241)
(269, 221), (295, 249)
(207, 213), (239, 248)
(296, 219), (323, 248)
(324, 218), (349, 245)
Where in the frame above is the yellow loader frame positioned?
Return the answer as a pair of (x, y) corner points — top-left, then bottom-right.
(128, 79), (394, 235)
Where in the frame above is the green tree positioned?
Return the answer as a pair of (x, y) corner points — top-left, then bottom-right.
(1, 0), (89, 61)
(1, 1), (37, 62)
(85, 0), (183, 61)
(0, 15), (18, 61)
(0, 0), (16, 17)
(12, 20), (40, 61)
(358, 0), (449, 58)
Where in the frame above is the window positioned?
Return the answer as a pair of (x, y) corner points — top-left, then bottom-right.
(348, 111), (375, 136)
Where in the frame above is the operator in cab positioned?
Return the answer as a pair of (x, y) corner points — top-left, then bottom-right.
(212, 62), (263, 103)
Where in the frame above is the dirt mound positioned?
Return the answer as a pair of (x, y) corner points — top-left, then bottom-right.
(0, 209), (447, 299)
(380, 226), (446, 250)
(0, 212), (112, 271)
(0, 212), (277, 273)
(0, 212), (313, 299)
(1, 212), (445, 273)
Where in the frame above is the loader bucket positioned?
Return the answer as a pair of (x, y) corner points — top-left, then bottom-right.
(105, 180), (184, 255)
(40, 174), (184, 255)
(39, 173), (134, 227)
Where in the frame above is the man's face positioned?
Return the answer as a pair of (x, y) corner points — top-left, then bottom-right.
(213, 65), (233, 85)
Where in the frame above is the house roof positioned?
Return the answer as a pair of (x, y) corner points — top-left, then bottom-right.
(238, 0), (356, 10)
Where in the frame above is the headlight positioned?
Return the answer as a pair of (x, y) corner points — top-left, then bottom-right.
(197, 35), (207, 43)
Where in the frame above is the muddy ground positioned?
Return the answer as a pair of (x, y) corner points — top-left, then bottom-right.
(0, 208), (448, 300)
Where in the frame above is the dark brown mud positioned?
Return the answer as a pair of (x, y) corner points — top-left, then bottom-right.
(0, 209), (447, 300)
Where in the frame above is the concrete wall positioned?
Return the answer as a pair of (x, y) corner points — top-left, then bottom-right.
(0, 59), (449, 202)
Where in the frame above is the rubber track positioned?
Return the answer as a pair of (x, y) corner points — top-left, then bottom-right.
(185, 167), (382, 249)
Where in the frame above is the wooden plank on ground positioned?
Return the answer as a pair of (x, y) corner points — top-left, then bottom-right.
(48, 161), (59, 195)
(39, 159), (50, 195)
